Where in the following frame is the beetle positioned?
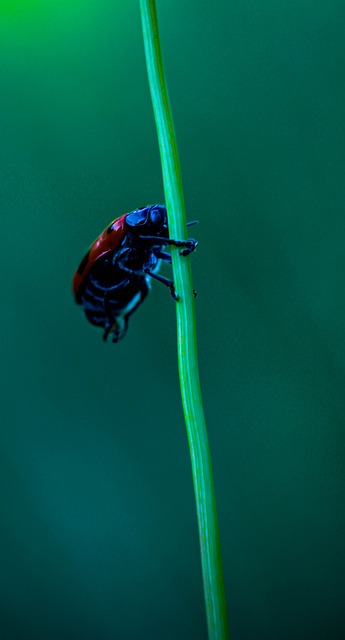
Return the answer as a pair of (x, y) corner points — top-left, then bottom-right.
(72, 204), (198, 342)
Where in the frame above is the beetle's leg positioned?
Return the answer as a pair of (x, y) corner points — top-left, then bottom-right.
(112, 317), (127, 343)
(114, 281), (150, 342)
(103, 323), (112, 342)
(116, 263), (136, 275)
(144, 268), (197, 300)
(102, 281), (130, 341)
(104, 315), (127, 343)
(178, 240), (198, 257)
(113, 248), (131, 273)
(103, 298), (115, 342)
(150, 250), (197, 297)
(152, 250), (172, 264)
(114, 249), (139, 276)
(103, 317), (124, 342)
(143, 266), (178, 300)
(139, 236), (198, 256)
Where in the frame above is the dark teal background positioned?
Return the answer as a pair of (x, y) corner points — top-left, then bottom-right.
(1, 1), (345, 638)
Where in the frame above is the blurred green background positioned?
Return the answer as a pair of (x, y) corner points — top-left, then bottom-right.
(1, 1), (345, 638)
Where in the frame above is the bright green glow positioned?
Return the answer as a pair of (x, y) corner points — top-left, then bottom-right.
(0, 1), (128, 50)
(0, 1), (102, 25)
(1, 0), (64, 20)
(0, 1), (84, 39)
(139, 2), (230, 639)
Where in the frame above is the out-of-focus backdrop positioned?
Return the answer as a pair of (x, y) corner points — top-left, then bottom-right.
(1, 1), (345, 638)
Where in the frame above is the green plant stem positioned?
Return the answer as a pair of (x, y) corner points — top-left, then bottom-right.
(139, 2), (229, 639)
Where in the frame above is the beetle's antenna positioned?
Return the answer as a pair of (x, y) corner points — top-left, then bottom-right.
(186, 220), (199, 227)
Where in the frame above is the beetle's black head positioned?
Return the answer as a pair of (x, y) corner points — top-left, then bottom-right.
(126, 204), (168, 237)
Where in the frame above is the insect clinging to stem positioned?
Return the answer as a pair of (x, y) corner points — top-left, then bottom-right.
(72, 204), (198, 342)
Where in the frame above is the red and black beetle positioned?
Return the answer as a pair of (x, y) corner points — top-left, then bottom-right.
(72, 204), (198, 342)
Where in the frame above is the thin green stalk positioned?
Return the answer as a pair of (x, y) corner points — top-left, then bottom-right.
(139, 2), (229, 639)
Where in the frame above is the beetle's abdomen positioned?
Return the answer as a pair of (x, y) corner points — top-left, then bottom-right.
(79, 255), (150, 332)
